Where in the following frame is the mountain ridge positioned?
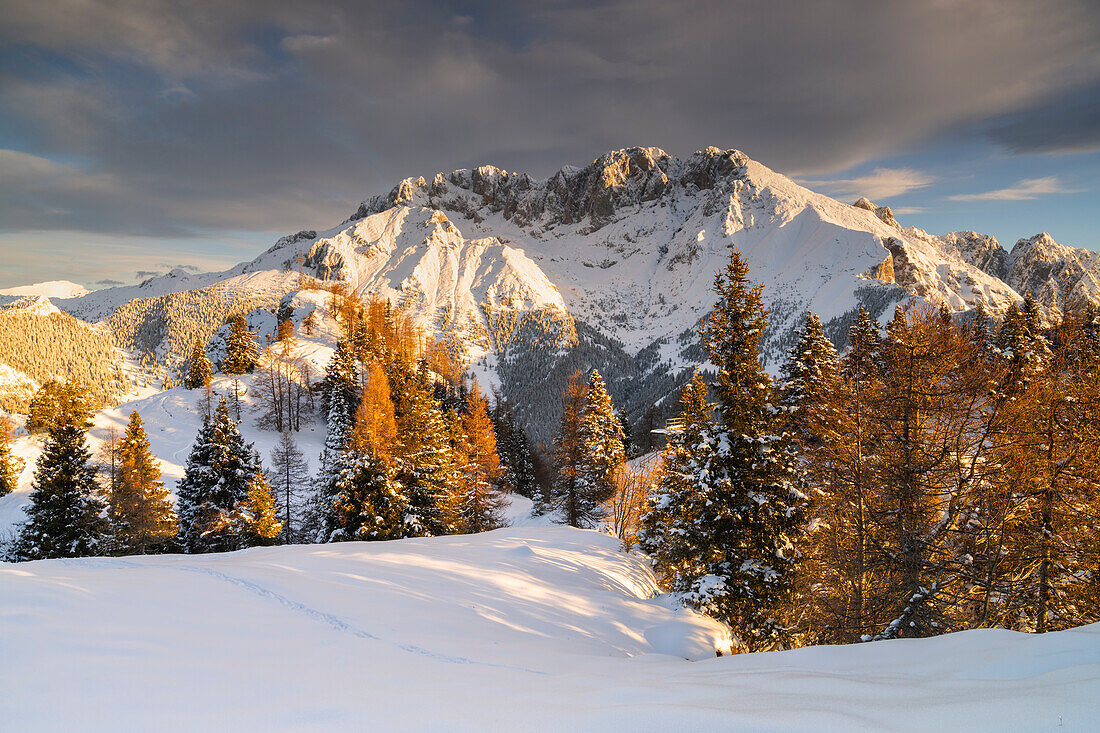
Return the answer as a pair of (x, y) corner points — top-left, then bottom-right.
(4, 145), (1097, 438)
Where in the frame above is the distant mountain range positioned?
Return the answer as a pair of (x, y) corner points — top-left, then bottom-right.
(3, 146), (1097, 438)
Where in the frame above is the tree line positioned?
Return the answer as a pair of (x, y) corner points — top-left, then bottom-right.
(639, 248), (1100, 651)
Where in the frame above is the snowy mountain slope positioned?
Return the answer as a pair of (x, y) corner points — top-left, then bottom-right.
(0, 280), (89, 299)
(31, 145), (1087, 438)
(2, 528), (1097, 732)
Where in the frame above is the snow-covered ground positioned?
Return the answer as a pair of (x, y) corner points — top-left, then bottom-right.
(1, 527), (1096, 732)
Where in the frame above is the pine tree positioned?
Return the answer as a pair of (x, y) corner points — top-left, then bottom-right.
(645, 248), (806, 651)
(491, 398), (538, 500)
(390, 358), (457, 536)
(320, 340), (360, 418)
(640, 373), (721, 585)
(573, 370), (625, 525)
(779, 311), (839, 440)
(184, 339), (213, 389)
(269, 431), (309, 543)
(309, 372), (356, 541)
(9, 407), (107, 560)
(176, 398), (258, 553)
(111, 411), (177, 554)
(0, 414), (19, 498)
(222, 314), (260, 375)
(454, 383), (506, 533)
(240, 468), (281, 546)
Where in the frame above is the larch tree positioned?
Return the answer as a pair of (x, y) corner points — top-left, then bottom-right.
(270, 431), (309, 543)
(326, 360), (408, 542)
(1, 413), (21, 497)
(454, 383), (506, 534)
(986, 307), (1100, 632)
(9, 403), (107, 560)
(550, 370), (590, 527)
(26, 380), (93, 435)
(111, 411), (177, 554)
(794, 306), (882, 643)
(861, 305), (1005, 641)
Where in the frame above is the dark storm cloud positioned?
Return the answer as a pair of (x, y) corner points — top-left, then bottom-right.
(1, 0), (1098, 238)
(981, 81), (1100, 155)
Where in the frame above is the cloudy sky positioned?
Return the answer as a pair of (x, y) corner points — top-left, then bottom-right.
(1, 0), (1098, 288)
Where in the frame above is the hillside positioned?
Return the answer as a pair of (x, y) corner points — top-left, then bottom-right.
(0, 296), (129, 412)
(1, 527), (1096, 732)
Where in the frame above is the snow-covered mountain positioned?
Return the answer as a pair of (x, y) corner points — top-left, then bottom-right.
(0, 280), (89, 300)
(940, 230), (1100, 311)
(8, 145), (1092, 437)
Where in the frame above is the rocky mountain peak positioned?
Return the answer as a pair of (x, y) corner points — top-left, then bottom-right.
(852, 197), (899, 228)
(1004, 233), (1100, 309)
(348, 146), (756, 232)
(940, 230), (1006, 281)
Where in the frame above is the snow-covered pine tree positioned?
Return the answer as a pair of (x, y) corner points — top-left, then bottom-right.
(184, 339), (213, 389)
(0, 414), (18, 497)
(176, 412), (217, 552)
(572, 370), (625, 526)
(111, 411), (177, 554)
(240, 468), (281, 546)
(176, 398), (258, 552)
(9, 406), (107, 560)
(640, 373), (720, 587)
(269, 431), (309, 543)
(778, 311), (839, 442)
(308, 349), (361, 542)
(222, 314), (260, 375)
(654, 248), (806, 651)
(320, 340), (360, 418)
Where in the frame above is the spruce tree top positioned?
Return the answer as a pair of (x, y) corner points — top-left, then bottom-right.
(779, 311), (838, 411)
(701, 248), (771, 435)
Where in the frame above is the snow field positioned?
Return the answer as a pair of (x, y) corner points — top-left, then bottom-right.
(2, 527), (1097, 732)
